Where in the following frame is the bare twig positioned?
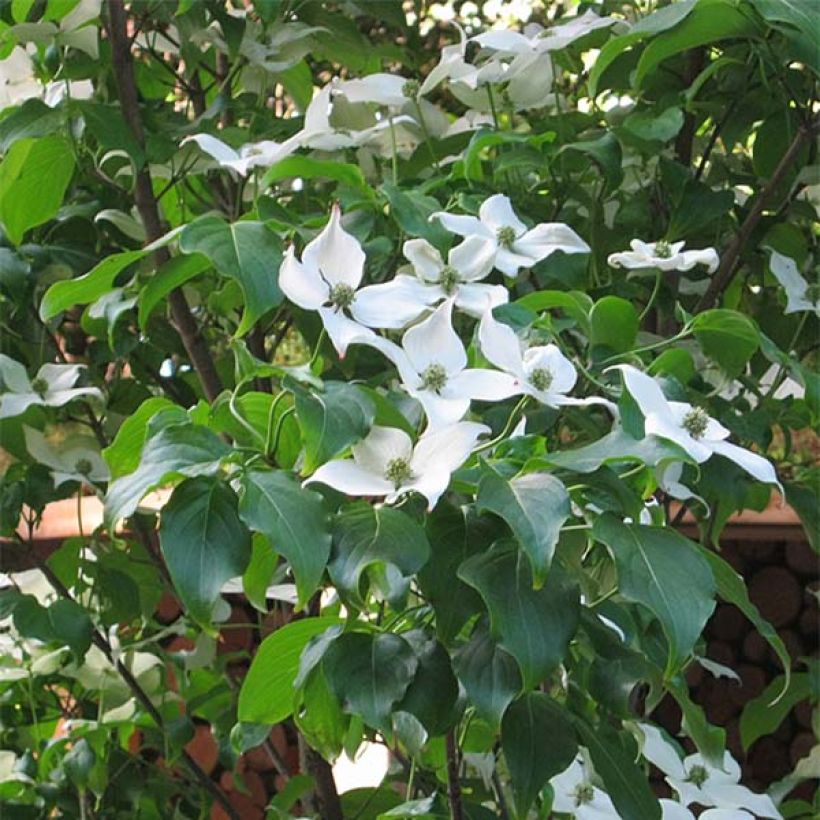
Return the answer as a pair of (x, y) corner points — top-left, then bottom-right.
(445, 730), (464, 820)
(696, 116), (819, 312)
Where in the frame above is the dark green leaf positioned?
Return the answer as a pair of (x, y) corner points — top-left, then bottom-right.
(105, 423), (230, 526)
(739, 673), (813, 751)
(239, 616), (341, 724)
(502, 693), (577, 818)
(239, 469), (332, 608)
(590, 296), (639, 354)
(382, 183), (450, 245)
(179, 216), (283, 336)
(560, 133), (622, 190)
(693, 310), (760, 377)
(138, 253), (211, 328)
(576, 721), (661, 820)
(291, 380), (375, 473)
(160, 477), (251, 623)
(323, 632), (418, 729)
(330, 503), (430, 608)
(455, 628), (521, 728)
(458, 544), (579, 688)
(262, 155), (368, 191)
(593, 516), (716, 673)
(476, 467), (570, 586)
(544, 430), (688, 473)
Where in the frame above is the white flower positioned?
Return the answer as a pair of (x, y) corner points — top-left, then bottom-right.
(549, 755), (617, 819)
(608, 240), (719, 273)
(639, 724), (780, 818)
(278, 205), (432, 356)
(333, 73), (416, 109)
(613, 365), (781, 488)
(371, 300), (520, 429)
(402, 235), (508, 317)
(0, 47), (41, 109)
(432, 194), (590, 277)
(768, 249), (819, 316)
(304, 421), (490, 511)
(478, 307), (611, 411)
(0, 356), (103, 420)
(23, 427), (109, 487)
(181, 133), (301, 176)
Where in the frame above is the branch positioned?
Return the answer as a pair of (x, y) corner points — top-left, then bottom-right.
(105, 0), (223, 402)
(446, 731), (464, 820)
(35, 559), (241, 820)
(696, 116), (819, 312)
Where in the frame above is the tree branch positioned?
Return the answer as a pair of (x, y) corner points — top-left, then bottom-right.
(34, 558), (241, 820)
(696, 116), (818, 312)
(105, 0), (223, 402)
(446, 730), (464, 820)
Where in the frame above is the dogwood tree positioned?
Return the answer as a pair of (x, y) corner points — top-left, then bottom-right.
(0, 1), (816, 818)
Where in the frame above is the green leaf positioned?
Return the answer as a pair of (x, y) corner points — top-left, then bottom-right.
(330, 503), (430, 608)
(458, 544), (579, 688)
(323, 632), (419, 729)
(668, 678), (725, 766)
(295, 664), (349, 761)
(544, 430), (688, 473)
(238, 616), (341, 724)
(418, 504), (495, 644)
(502, 693), (577, 818)
(621, 107), (684, 144)
(590, 296), (639, 354)
(515, 289), (592, 334)
(635, 1), (761, 88)
(0, 99), (64, 152)
(750, 0), (820, 74)
(382, 183), (450, 245)
(242, 532), (278, 612)
(589, 0), (698, 96)
(63, 738), (95, 790)
(138, 253), (211, 328)
(238, 469), (332, 609)
(476, 467), (570, 586)
(262, 155), (368, 191)
(698, 546), (792, 696)
(105, 423), (231, 526)
(668, 179), (734, 239)
(592, 516), (716, 673)
(40, 228), (182, 320)
(692, 309), (760, 378)
(740, 673), (814, 751)
(159, 477), (251, 623)
(576, 721), (661, 820)
(560, 132), (623, 191)
(0, 136), (75, 245)
(102, 397), (180, 479)
(291, 380), (375, 473)
(397, 631), (460, 736)
(11, 594), (93, 659)
(455, 628), (521, 728)
(179, 216), (283, 336)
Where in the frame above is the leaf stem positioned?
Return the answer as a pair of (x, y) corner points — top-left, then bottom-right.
(474, 395), (529, 453)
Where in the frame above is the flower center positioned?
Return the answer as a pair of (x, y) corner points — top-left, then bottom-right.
(31, 377), (49, 397)
(686, 764), (709, 787)
(329, 283), (355, 310)
(574, 783), (595, 806)
(402, 79), (420, 98)
(75, 458), (92, 476)
(681, 407), (709, 440)
(496, 225), (517, 249)
(654, 240), (672, 259)
(529, 367), (553, 392)
(439, 265), (460, 295)
(384, 457), (413, 488)
(420, 363), (448, 392)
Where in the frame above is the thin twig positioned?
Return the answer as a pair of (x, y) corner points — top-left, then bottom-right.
(696, 116), (819, 312)
(445, 730), (464, 820)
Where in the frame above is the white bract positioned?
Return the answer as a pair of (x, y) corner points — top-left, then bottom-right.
(371, 300), (520, 429)
(181, 133), (301, 176)
(768, 249), (819, 316)
(402, 235), (508, 317)
(0, 47), (41, 109)
(333, 73), (417, 109)
(0, 356), (103, 419)
(608, 240), (719, 273)
(23, 427), (109, 487)
(614, 365), (781, 488)
(278, 205), (433, 356)
(432, 194), (590, 277)
(639, 724), (780, 818)
(478, 307), (610, 410)
(304, 422), (490, 510)
(549, 755), (617, 819)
